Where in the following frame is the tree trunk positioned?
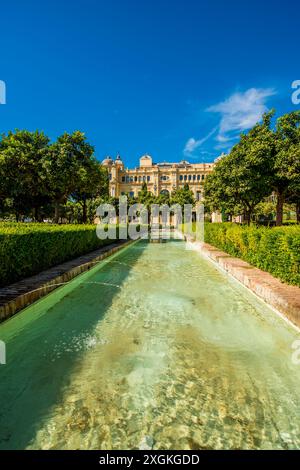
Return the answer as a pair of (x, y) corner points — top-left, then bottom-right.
(82, 198), (87, 224)
(54, 202), (60, 224)
(296, 201), (300, 224)
(244, 209), (251, 226)
(33, 207), (42, 222)
(276, 191), (284, 226)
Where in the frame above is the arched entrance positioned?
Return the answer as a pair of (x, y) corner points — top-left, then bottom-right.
(160, 189), (169, 196)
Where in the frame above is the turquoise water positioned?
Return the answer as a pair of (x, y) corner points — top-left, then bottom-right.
(0, 239), (300, 450)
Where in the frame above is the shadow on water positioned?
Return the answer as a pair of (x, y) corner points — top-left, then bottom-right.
(0, 240), (148, 449)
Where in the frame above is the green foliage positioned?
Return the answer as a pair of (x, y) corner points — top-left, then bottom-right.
(204, 113), (274, 223)
(0, 130), (109, 223)
(203, 223), (300, 286)
(137, 183), (155, 207)
(171, 183), (195, 207)
(204, 110), (300, 226)
(0, 130), (51, 219)
(0, 223), (115, 287)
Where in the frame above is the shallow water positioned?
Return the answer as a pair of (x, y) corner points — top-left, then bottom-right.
(0, 239), (299, 449)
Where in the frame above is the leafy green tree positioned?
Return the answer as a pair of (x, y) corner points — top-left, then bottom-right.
(46, 131), (100, 222)
(204, 111), (300, 225)
(204, 156), (238, 218)
(0, 130), (50, 220)
(274, 111), (300, 224)
(137, 182), (155, 208)
(171, 183), (195, 207)
(287, 187), (300, 223)
(136, 183), (155, 223)
(253, 201), (276, 224)
(72, 162), (108, 223)
(156, 192), (170, 205)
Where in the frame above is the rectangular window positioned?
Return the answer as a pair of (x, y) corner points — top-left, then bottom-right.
(202, 174), (205, 180)
(134, 176), (137, 182)
(188, 175), (192, 181)
(122, 176), (125, 182)
(179, 175), (183, 181)
(197, 174), (200, 181)
(193, 175), (196, 181)
(147, 175), (150, 182)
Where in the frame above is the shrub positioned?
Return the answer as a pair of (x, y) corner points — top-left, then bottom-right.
(0, 223), (118, 287)
(203, 223), (300, 286)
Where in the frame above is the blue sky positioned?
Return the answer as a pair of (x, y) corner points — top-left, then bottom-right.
(0, 0), (299, 167)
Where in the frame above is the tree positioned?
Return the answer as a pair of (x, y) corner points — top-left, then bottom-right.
(274, 111), (300, 224)
(204, 155), (238, 218)
(135, 183), (155, 223)
(204, 115), (273, 224)
(171, 183), (195, 207)
(46, 131), (100, 223)
(72, 162), (108, 223)
(137, 182), (155, 208)
(156, 192), (170, 205)
(253, 201), (276, 224)
(0, 130), (50, 220)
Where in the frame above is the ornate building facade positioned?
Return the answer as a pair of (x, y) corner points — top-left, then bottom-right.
(102, 154), (214, 201)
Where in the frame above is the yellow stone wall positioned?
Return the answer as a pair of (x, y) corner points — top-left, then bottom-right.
(103, 154), (214, 200)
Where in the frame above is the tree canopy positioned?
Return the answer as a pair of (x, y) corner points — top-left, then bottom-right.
(0, 130), (108, 223)
(204, 110), (300, 225)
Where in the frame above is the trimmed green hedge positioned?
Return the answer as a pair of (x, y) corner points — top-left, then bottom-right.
(203, 223), (300, 286)
(0, 223), (118, 287)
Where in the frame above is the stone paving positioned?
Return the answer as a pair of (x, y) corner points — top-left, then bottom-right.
(0, 240), (133, 323)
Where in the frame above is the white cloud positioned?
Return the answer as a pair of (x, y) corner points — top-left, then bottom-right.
(184, 137), (200, 154)
(184, 127), (217, 156)
(207, 87), (276, 146)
